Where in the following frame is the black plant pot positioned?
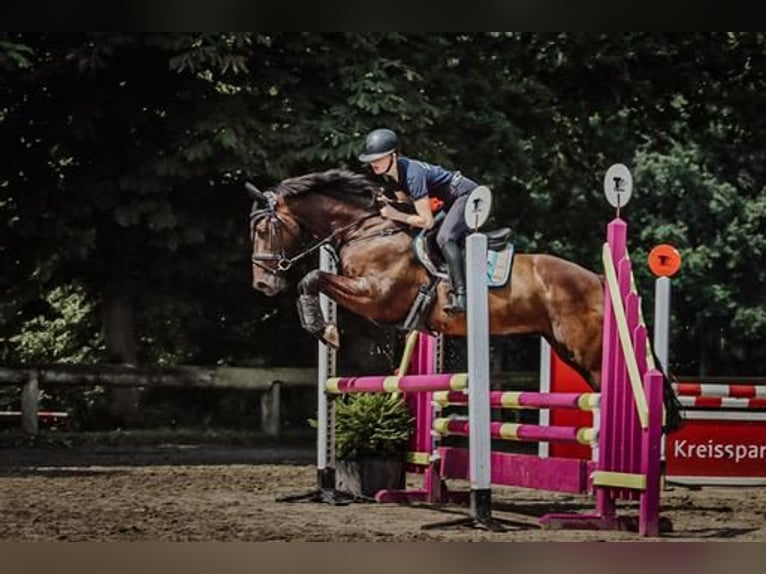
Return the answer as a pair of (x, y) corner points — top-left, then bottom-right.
(335, 457), (405, 498)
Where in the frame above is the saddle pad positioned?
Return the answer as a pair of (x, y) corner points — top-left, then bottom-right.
(487, 243), (514, 288)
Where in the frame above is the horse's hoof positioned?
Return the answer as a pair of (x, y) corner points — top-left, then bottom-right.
(323, 325), (340, 349)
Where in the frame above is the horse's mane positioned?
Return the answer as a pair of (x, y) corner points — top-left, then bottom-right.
(273, 169), (378, 210)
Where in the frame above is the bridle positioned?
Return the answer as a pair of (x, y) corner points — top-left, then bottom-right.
(250, 191), (294, 275)
(249, 188), (380, 276)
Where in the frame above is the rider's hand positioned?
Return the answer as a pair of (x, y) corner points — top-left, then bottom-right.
(375, 191), (393, 206)
(380, 205), (397, 219)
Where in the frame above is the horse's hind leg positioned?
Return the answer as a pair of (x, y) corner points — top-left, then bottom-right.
(544, 336), (600, 390)
(546, 312), (603, 391)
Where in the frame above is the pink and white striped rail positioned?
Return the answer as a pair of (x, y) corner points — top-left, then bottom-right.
(433, 390), (600, 411)
(326, 373), (467, 394)
(433, 417), (596, 445)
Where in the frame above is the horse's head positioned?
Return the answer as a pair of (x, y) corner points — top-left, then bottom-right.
(247, 182), (302, 296)
(247, 169), (384, 295)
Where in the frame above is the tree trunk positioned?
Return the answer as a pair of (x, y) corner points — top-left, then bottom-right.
(102, 285), (142, 426)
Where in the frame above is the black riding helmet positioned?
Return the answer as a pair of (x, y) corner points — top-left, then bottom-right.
(358, 128), (399, 162)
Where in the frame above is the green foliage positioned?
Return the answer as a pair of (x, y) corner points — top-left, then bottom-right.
(334, 393), (413, 460)
(632, 144), (766, 373)
(5, 283), (103, 364)
(0, 282), (105, 425)
(1, 32), (765, 380)
(0, 36), (33, 70)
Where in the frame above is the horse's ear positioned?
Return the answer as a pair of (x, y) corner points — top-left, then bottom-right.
(245, 182), (269, 203)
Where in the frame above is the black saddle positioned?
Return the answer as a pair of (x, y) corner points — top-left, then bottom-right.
(416, 223), (513, 279)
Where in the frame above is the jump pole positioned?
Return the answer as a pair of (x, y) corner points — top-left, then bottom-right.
(466, 227), (493, 523)
(422, 186), (516, 531)
(276, 245), (357, 504)
(317, 246), (338, 492)
(647, 243), (682, 372)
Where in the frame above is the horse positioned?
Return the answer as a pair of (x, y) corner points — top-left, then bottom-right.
(247, 168), (681, 429)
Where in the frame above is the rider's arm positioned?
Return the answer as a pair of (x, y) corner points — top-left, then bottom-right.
(410, 197), (435, 229)
(381, 197), (434, 229)
(379, 159), (435, 228)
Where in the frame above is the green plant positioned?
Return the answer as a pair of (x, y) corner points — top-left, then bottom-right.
(334, 393), (413, 460)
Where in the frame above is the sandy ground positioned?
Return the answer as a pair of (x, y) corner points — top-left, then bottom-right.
(1, 444), (764, 541)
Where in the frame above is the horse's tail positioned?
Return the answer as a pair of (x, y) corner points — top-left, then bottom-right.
(660, 373), (684, 432)
(651, 347), (684, 433)
(664, 380), (684, 433)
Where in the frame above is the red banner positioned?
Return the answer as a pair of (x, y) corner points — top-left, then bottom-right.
(666, 419), (766, 479)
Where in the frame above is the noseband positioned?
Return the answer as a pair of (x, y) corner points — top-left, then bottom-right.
(250, 192), (295, 274)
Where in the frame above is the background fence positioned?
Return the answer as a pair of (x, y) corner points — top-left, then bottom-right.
(0, 365), (316, 437)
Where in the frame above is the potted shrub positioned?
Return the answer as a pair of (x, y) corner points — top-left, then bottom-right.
(333, 392), (413, 498)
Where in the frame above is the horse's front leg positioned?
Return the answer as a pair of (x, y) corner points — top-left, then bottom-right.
(297, 270), (338, 348)
(297, 269), (377, 349)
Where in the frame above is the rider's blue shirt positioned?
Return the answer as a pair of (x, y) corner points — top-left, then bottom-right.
(396, 157), (465, 204)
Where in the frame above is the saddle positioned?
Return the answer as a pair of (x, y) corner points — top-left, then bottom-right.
(413, 224), (515, 288)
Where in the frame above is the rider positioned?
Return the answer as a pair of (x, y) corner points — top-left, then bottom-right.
(358, 127), (480, 314)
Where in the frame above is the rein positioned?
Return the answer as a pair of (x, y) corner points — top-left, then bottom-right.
(252, 209), (384, 274)
(275, 213), (380, 271)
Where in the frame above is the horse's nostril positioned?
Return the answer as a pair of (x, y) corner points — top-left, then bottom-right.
(254, 281), (268, 291)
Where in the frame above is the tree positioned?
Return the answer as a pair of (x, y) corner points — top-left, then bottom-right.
(1, 32), (764, 391)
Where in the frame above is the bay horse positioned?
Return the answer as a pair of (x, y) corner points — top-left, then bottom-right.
(248, 169), (681, 428)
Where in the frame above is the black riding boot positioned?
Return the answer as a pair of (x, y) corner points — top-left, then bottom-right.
(442, 241), (467, 314)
